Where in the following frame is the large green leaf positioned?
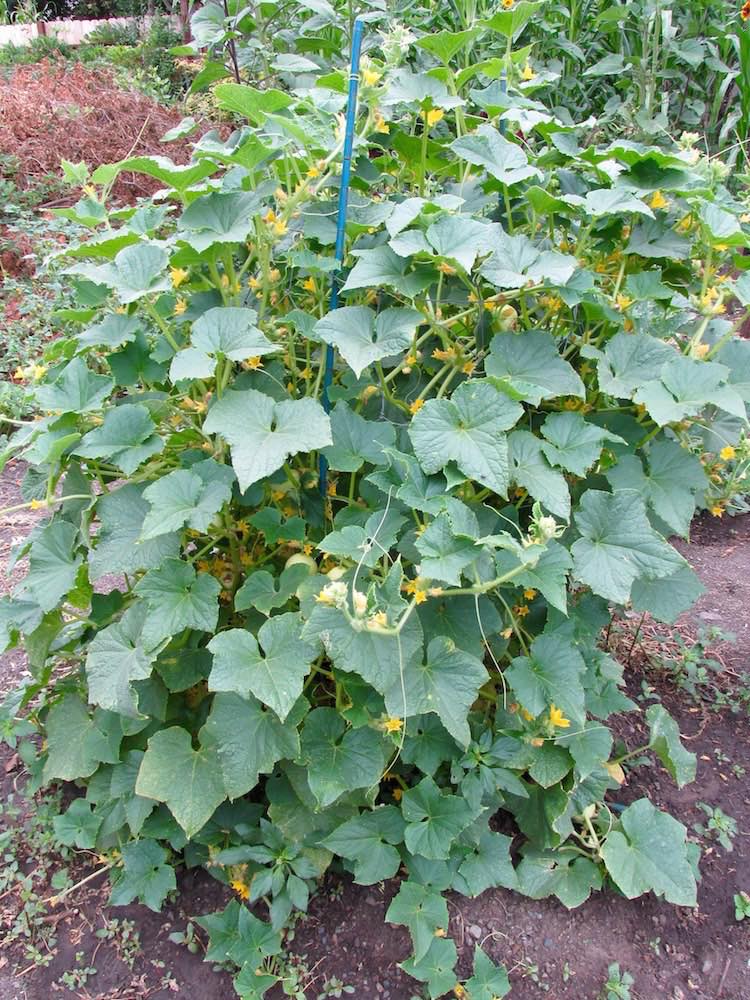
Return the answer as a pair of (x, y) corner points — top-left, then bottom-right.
(502, 540), (572, 614)
(571, 490), (685, 604)
(74, 403), (164, 475)
(43, 695), (122, 782)
(318, 508), (406, 568)
(302, 603), (424, 696)
(18, 521), (82, 613)
(401, 776), (472, 860)
(540, 411), (624, 477)
(91, 484), (180, 581)
(195, 899), (281, 971)
(386, 880), (449, 962)
(634, 356), (745, 425)
(452, 124), (541, 185)
(385, 637), (487, 747)
(606, 439), (707, 537)
(320, 806), (405, 885)
(235, 564), (311, 616)
(85, 603), (154, 718)
(516, 850), (602, 908)
(423, 215), (495, 271)
(455, 828), (517, 896)
(116, 154), (218, 192)
(508, 430), (570, 518)
(35, 358), (113, 414)
(299, 707), (387, 808)
(314, 306), (422, 378)
(52, 798), (101, 849)
(463, 947), (511, 999)
(70, 243), (170, 303)
(203, 389), (331, 491)
(134, 559), (221, 650)
(109, 839), (176, 912)
(400, 938), (458, 1000)
(201, 692), (303, 800)
(414, 512), (479, 586)
(141, 460), (235, 539)
(208, 613), (318, 722)
(341, 245), (432, 297)
(409, 380), (521, 495)
(600, 798), (697, 906)
(586, 331), (675, 398)
(177, 192), (263, 252)
(170, 306), (277, 381)
(135, 726), (225, 837)
(480, 232), (577, 290)
(213, 82), (293, 122)
(505, 631), (586, 725)
(630, 564), (705, 624)
(486, 331), (584, 404)
(321, 402), (396, 472)
(646, 704), (696, 788)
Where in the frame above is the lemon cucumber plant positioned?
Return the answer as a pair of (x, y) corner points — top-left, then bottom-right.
(3, 10), (750, 999)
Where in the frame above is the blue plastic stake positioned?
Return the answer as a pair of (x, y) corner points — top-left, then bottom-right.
(319, 15), (365, 499)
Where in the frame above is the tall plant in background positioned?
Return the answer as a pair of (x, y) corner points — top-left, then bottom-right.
(2, 4), (750, 998)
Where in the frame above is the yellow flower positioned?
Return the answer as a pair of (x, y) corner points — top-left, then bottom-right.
(502, 0), (513, 7)
(362, 67), (381, 87)
(438, 262), (457, 276)
(174, 298), (188, 316)
(462, 360), (475, 375)
(425, 108), (445, 128)
(303, 276), (316, 292)
(29, 499), (47, 510)
(31, 364), (47, 381)
(649, 190), (668, 210)
(230, 879), (250, 900)
(13, 367), (25, 381)
(268, 268), (281, 283)
(454, 985), (467, 999)
(248, 276), (260, 290)
(373, 110), (390, 134)
(170, 267), (189, 288)
(273, 219), (288, 237)
(221, 274), (230, 289)
(521, 707), (534, 722)
(432, 347), (456, 362)
(521, 62), (536, 82)
(409, 398), (425, 414)
(414, 588), (428, 605)
(263, 209), (277, 224)
(393, 788), (403, 802)
(513, 604), (530, 617)
(501, 627), (513, 639)
(245, 356), (264, 370)
(523, 588), (537, 601)
(549, 704), (571, 729)
(711, 504), (724, 517)
(307, 164), (320, 178)
(615, 294), (634, 311)
(720, 445), (736, 461)
(383, 717), (403, 733)
(327, 480), (337, 496)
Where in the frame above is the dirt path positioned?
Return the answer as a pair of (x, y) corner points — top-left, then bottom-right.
(0, 460), (748, 1000)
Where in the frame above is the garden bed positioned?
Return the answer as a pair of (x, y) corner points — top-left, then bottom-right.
(0, 459), (748, 1000)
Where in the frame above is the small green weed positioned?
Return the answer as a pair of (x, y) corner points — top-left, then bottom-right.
(695, 802), (738, 853)
(601, 963), (634, 1000)
(735, 891), (750, 921)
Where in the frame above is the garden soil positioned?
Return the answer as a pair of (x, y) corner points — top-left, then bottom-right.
(0, 61), (211, 204)
(0, 459), (748, 1000)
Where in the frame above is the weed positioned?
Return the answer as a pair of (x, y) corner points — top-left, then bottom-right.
(735, 891), (750, 921)
(601, 963), (634, 1000)
(695, 803), (738, 853)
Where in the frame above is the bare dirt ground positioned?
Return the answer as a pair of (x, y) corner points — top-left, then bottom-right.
(0, 459), (748, 1000)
